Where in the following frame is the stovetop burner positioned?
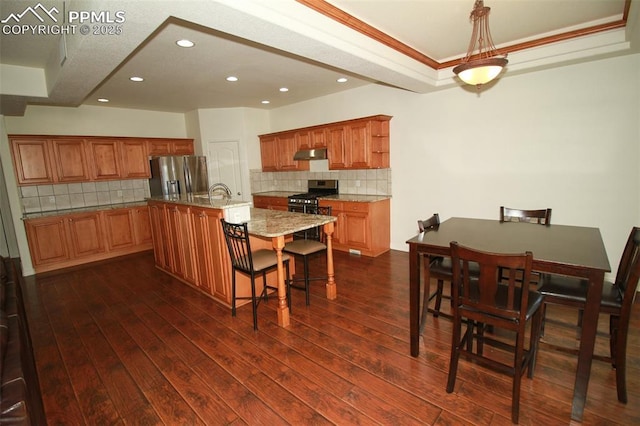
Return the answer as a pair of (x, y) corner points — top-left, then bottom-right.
(288, 179), (339, 205)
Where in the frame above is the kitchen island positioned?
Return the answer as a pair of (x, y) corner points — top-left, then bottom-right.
(147, 195), (337, 327)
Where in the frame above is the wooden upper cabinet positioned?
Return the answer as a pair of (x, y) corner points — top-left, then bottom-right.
(276, 132), (301, 171)
(172, 139), (194, 155)
(369, 118), (390, 169)
(260, 115), (391, 171)
(259, 136), (278, 172)
(148, 138), (194, 156)
(258, 132), (309, 172)
(10, 137), (55, 184)
(296, 128), (327, 149)
(121, 139), (150, 178)
(346, 120), (371, 169)
(296, 129), (326, 150)
(87, 139), (122, 180)
(326, 125), (348, 169)
(50, 138), (90, 182)
(10, 135), (193, 185)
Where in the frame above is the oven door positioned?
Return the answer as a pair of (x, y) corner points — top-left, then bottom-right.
(288, 202), (321, 240)
(287, 202), (307, 214)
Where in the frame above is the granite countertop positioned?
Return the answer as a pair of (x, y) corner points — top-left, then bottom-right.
(247, 208), (335, 238)
(22, 201), (149, 220)
(319, 194), (391, 202)
(23, 194), (253, 220)
(252, 191), (300, 197)
(147, 194), (252, 209)
(252, 192), (390, 203)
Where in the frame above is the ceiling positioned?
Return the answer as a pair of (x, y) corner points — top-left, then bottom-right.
(0, 0), (637, 116)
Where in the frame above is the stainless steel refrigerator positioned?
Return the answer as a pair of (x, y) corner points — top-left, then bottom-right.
(149, 156), (209, 197)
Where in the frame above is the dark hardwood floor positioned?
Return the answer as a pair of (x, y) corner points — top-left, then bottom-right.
(19, 249), (639, 425)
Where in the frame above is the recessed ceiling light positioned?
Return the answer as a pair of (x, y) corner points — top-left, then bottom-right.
(226, 76), (238, 82)
(261, 100), (270, 104)
(176, 39), (194, 48)
(130, 76), (144, 82)
(97, 98), (109, 103)
(279, 87), (289, 92)
(337, 77), (348, 83)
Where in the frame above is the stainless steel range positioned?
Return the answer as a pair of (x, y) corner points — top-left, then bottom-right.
(287, 179), (338, 212)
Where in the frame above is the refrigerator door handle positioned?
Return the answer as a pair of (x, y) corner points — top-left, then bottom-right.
(183, 159), (192, 194)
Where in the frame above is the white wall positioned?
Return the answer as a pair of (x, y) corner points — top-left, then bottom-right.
(268, 53), (640, 277)
(4, 105), (187, 137)
(192, 108), (270, 202)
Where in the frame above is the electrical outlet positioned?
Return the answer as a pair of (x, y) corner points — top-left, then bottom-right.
(49, 196), (55, 203)
(117, 190), (123, 197)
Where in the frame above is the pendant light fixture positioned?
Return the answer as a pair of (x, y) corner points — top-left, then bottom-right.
(453, 0), (508, 89)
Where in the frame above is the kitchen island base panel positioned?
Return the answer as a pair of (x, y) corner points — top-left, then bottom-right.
(149, 199), (337, 328)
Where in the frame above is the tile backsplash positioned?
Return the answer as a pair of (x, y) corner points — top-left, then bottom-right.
(250, 168), (391, 195)
(20, 179), (151, 214)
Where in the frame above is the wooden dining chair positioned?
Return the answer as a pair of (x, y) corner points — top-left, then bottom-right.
(500, 206), (552, 225)
(283, 205), (332, 308)
(447, 242), (543, 424)
(418, 214), (479, 332)
(538, 226), (640, 404)
(499, 206), (552, 286)
(220, 219), (291, 330)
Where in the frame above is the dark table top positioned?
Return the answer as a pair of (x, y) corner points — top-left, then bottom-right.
(406, 217), (611, 273)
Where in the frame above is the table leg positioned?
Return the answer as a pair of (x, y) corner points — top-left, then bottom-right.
(571, 270), (605, 421)
(409, 243), (420, 357)
(271, 235), (290, 327)
(324, 222), (337, 300)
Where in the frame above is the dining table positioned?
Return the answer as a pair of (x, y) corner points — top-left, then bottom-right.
(406, 217), (611, 422)
(247, 208), (337, 327)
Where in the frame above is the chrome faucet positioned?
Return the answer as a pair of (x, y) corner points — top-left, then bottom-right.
(208, 183), (232, 200)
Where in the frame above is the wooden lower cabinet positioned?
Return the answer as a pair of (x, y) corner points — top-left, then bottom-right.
(252, 195), (289, 211)
(103, 208), (136, 251)
(165, 204), (198, 285)
(132, 206), (153, 245)
(25, 206), (153, 273)
(25, 216), (71, 266)
(319, 198), (390, 257)
(148, 202), (171, 269)
(253, 195), (391, 256)
(66, 212), (106, 257)
(103, 206), (153, 251)
(148, 200), (285, 307)
(191, 207), (229, 299)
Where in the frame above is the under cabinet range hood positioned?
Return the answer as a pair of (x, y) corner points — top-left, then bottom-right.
(293, 148), (327, 161)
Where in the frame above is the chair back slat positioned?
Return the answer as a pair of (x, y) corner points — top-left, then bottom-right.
(220, 219), (253, 273)
(617, 227), (640, 315)
(500, 206), (552, 225)
(418, 213), (440, 233)
(452, 241), (533, 323)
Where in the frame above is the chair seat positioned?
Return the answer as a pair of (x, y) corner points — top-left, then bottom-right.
(539, 276), (622, 309)
(429, 257), (480, 277)
(247, 249), (291, 272)
(283, 239), (326, 256)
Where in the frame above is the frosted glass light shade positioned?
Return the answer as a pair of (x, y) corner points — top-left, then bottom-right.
(453, 57), (507, 87)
